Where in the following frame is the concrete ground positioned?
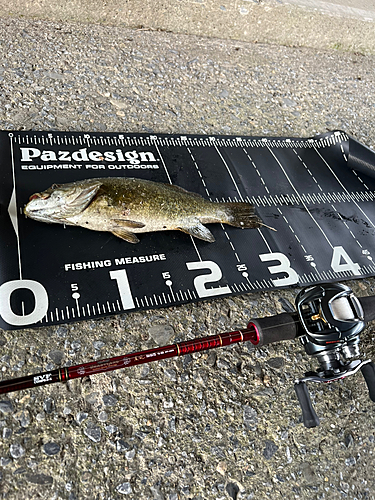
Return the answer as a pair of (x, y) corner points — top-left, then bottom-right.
(0, 0), (375, 53)
(0, 2), (375, 500)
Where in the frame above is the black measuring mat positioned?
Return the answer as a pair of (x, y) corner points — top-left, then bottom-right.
(1, 129), (375, 330)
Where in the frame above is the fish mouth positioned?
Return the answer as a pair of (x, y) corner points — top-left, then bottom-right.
(24, 192), (52, 218)
(23, 203), (36, 217)
(23, 205), (62, 224)
(24, 192), (51, 215)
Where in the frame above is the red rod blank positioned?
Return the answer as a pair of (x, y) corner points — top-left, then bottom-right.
(0, 325), (259, 395)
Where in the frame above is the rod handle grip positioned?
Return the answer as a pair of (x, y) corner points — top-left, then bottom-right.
(294, 381), (320, 428)
(249, 312), (299, 347)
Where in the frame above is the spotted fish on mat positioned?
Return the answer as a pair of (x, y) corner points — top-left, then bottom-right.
(24, 177), (269, 243)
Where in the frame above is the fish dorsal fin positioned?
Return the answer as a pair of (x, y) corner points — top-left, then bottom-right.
(177, 221), (215, 242)
(66, 181), (102, 214)
(112, 219), (145, 229)
(111, 227), (140, 243)
(164, 183), (204, 199)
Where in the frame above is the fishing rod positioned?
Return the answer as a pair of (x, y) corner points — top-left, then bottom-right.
(1, 283), (375, 428)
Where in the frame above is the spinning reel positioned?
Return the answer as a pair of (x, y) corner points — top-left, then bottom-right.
(294, 283), (375, 427)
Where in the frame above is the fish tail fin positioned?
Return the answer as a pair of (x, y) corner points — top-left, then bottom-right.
(222, 202), (263, 229)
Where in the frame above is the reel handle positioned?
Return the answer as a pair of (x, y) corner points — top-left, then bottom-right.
(361, 361), (375, 402)
(359, 296), (375, 323)
(294, 382), (320, 428)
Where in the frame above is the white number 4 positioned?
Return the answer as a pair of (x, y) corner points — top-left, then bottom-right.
(331, 246), (361, 275)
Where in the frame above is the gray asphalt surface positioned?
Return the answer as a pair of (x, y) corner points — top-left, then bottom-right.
(0, 5), (375, 500)
(1, 0), (375, 54)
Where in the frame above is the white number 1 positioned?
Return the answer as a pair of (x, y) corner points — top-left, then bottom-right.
(109, 269), (135, 310)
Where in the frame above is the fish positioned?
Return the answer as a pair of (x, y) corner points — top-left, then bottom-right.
(24, 177), (267, 243)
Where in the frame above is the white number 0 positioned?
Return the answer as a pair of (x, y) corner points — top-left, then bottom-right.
(0, 279), (49, 326)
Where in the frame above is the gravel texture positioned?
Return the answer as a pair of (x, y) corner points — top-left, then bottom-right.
(0, 16), (375, 500)
(0, 0), (375, 54)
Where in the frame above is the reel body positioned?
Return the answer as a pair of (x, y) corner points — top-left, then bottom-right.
(294, 283), (375, 427)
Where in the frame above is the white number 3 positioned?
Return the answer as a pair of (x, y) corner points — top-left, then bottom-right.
(259, 252), (299, 286)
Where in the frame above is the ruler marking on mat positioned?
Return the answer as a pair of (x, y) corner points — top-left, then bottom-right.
(267, 145), (334, 250)
(8, 134), (23, 279)
(314, 146), (375, 229)
(3, 130), (375, 330)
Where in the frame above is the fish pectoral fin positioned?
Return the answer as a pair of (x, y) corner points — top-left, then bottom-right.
(177, 222), (215, 242)
(111, 227), (140, 243)
(66, 181), (102, 214)
(112, 219), (145, 229)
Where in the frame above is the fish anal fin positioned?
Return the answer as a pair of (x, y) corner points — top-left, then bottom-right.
(112, 219), (145, 229)
(111, 228), (140, 243)
(178, 222), (215, 242)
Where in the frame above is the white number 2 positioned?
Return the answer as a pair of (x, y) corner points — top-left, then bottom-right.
(186, 260), (231, 298)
